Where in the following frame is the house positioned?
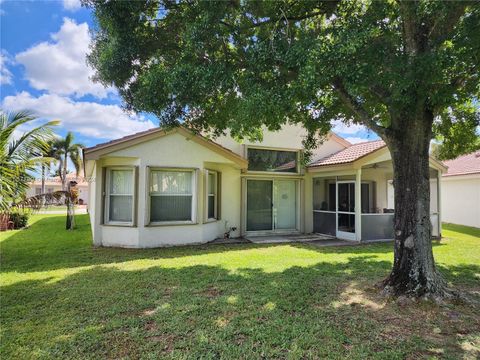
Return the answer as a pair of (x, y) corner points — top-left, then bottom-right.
(26, 173), (89, 205)
(83, 124), (445, 248)
(441, 151), (480, 228)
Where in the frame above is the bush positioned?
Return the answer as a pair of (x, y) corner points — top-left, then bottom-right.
(9, 212), (30, 229)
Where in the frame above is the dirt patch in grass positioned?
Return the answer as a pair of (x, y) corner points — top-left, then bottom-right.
(196, 285), (222, 298)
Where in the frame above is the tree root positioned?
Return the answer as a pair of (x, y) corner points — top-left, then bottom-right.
(376, 272), (476, 306)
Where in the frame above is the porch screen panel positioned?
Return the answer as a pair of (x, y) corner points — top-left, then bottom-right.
(108, 169), (134, 222)
(150, 170), (193, 222)
(313, 178), (336, 211)
(361, 214), (394, 240)
(312, 177), (336, 235)
(313, 212), (336, 235)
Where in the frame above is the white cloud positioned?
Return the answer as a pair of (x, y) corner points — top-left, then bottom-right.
(344, 137), (369, 144)
(15, 18), (111, 98)
(63, 0), (81, 12)
(0, 50), (13, 85)
(2, 92), (156, 139)
(331, 120), (366, 134)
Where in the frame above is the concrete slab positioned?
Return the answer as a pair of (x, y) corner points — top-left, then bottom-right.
(246, 233), (339, 244)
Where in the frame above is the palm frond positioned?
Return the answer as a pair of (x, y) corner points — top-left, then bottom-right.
(15, 191), (71, 211)
(0, 109), (60, 211)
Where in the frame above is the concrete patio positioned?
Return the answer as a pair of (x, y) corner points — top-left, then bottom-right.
(208, 234), (394, 247)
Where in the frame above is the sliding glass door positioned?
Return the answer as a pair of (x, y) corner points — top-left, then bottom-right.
(246, 180), (273, 231)
(246, 179), (297, 232)
(274, 180), (297, 230)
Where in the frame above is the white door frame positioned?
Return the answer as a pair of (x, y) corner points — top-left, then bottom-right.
(336, 180), (357, 241)
(244, 178), (300, 236)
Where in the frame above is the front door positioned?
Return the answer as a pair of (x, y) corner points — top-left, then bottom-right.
(336, 181), (356, 240)
(246, 179), (297, 232)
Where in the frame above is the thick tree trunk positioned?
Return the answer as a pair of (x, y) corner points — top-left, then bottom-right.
(383, 112), (449, 298)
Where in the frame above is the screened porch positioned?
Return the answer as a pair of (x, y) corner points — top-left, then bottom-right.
(312, 160), (441, 241)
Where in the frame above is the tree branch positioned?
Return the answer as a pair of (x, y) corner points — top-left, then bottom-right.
(369, 84), (391, 103)
(333, 78), (387, 137)
(398, 0), (420, 56)
(428, 2), (470, 45)
(220, 10), (326, 31)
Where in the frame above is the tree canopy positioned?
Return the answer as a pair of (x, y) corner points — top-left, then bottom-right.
(86, 0), (479, 146)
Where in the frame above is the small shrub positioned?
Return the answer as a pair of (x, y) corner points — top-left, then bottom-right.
(9, 212), (30, 229)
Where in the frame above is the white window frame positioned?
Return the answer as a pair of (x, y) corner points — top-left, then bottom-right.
(147, 167), (197, 226)
(205, 169), (218, 222)
(245, 146), (301, 175)
(104, 167), (136, 226)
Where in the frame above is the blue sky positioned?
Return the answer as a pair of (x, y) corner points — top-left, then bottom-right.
(0, 0), (378, 149)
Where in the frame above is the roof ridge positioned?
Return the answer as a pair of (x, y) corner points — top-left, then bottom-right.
(347, 139), (384, 147)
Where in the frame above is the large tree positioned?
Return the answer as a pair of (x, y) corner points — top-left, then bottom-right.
(85, 0), (480, 298)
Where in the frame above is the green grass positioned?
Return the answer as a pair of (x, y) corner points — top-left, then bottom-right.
(35, 205), (83, 212)
(1, 215), (479, 359)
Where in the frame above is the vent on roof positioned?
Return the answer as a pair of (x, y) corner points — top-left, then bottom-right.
(475, 151), (480, 158)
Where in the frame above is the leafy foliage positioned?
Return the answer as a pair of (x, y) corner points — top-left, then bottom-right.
(8, 211), (30, 229)
(432, 103), (480, 160)
(0, 110), (59, 211)
(85, 0), (479, 145)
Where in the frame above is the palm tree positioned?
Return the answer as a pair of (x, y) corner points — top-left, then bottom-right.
(39, 139), (58, 194)
(0, 110), (59, 211)
(52, 132), (83, 190)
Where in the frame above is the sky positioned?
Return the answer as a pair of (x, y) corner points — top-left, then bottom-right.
(0, 0), (378, 151)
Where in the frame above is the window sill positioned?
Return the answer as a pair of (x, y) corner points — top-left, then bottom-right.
(102, 223), (136, 228)
(146, 221), (197, 227)
(204, 218), (220, 224)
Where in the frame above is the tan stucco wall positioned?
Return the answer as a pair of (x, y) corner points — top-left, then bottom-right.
(441, 174), (480, 228)
(88, 132), (243, 247)
(214, 123), (347, 160)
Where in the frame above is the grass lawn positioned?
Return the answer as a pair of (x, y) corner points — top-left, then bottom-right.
(1, 215), (479, 359)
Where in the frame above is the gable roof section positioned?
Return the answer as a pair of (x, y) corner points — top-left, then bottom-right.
(83, 126), (248, 168)
(442, 151), (480, 177)
(309, 140), (386, 167)
(328, 132), (352, 148)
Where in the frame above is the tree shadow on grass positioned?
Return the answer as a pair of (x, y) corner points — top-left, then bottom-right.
(1, 255), (479, 359)
(0, 214), (446, 274)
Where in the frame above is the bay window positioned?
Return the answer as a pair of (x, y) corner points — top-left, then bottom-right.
(105, 168), (135, 225)
(149, 168), (196, 224)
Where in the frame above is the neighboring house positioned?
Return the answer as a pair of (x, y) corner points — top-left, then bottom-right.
(83, 124), (445, 248)
(441, 151), (480, 228)
(27, 173), (89, 205)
